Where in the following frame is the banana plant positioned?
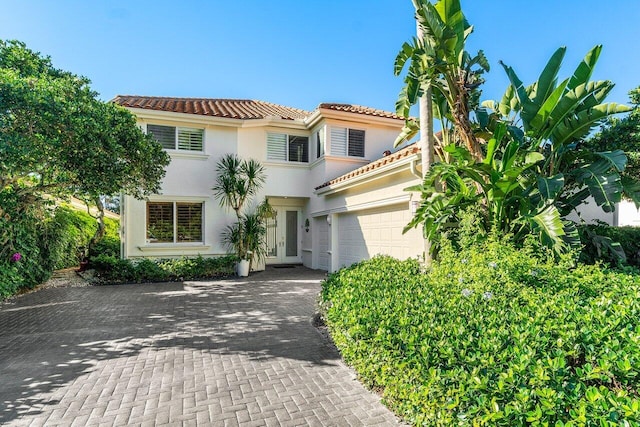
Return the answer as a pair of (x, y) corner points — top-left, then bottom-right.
(394, 0), (489, 160)
(483, 46), (635, 218)
(405, 123), (568, 256)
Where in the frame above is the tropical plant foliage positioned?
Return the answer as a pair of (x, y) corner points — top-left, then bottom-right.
(585, 86), (640, 191)
(398, 2), (633, 256)
(212, 154), (271, 269)
(394, 0), (489, 161)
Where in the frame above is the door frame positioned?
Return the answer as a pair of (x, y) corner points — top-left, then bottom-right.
(265, 205), (303, 265)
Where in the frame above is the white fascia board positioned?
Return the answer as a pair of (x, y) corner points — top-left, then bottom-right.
(305, 108), (404, 129)
(125, 107), (306, 131)
(311, 194), (412, 218)
(314, 154), (418, 196)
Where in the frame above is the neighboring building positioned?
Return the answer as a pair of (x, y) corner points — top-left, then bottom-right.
(113, 96), (424, 272)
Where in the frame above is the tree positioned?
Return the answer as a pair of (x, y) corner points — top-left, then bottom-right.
(394, 0), (489, 161)
(0, 40), (170, 249)
(212, 154), (271, 272)
(585, 86), (640, 193)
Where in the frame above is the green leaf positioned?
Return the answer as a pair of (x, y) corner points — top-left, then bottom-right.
(537, 174), (565, 200)
(567, 45), (602, 92)
(621, 175), (640, 208)
(528, 205), (566, 253)
(551, 102), (632, 147)
(531, 47), (566, 116)
(594, 150), (627, 172)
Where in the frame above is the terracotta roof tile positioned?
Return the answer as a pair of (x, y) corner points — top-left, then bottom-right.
(315, 143), (420, 191)
(318, 103), (403, 120)
(112, 95), (310, 120)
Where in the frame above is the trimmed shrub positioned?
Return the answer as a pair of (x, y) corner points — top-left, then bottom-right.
(321, 238), (640, 426)
(91, 255), (236, 284)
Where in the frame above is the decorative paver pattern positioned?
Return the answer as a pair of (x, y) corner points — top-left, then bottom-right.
(0, 267), (403, 426)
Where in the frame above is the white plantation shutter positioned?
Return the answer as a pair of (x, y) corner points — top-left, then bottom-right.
(147, 202), (174, 242)
(177, 128), (204, 151)
(176, 203), (203, 242)
(267, 133), (287, 161)
(330, 127), (347, 156)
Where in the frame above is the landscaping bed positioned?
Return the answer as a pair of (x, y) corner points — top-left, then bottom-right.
(320, 238), (640, 425)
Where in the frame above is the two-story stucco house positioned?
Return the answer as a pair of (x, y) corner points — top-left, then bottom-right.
(113, 95), (426, 272)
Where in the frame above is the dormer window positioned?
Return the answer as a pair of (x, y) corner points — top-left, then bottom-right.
(330, 127), (365, 157)
(267, 133), (309, 163)
(148, 124), (204, 152)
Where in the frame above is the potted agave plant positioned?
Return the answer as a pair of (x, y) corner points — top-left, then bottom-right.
(213, 154), (271, 277)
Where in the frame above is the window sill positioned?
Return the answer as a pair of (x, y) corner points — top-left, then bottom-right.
(168, 151), (209, 160)
(264, 161), (310, 169)
(138, 244), (211, 252)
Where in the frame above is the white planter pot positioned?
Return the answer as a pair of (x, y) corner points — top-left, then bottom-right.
(237, 259), (250, 277)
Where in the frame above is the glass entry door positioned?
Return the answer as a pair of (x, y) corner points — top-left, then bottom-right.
(265, 207), (301, 264)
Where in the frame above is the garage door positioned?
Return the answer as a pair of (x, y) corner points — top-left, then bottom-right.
(316, 216), (330, 271)
(337, 204), (423, 269)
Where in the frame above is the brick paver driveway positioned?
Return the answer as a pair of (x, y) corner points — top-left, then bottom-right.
(0, 266), (403, 426)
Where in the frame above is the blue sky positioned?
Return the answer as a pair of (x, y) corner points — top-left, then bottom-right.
(1, 1), (639, 113)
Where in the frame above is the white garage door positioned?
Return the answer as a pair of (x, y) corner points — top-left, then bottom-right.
(316, 216), (330, 271)
(337, 204), (423, 269)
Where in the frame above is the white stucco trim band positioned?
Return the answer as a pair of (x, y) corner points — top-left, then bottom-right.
(137, 244), (212, 252)
(311, 194), (412, 218)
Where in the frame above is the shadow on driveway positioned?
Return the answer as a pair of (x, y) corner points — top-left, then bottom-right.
(0, 267), (354, 424)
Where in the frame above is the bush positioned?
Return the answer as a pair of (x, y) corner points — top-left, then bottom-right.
(0, 189), (51, 298)
(90, 254), (236, 284)
(579, 224), (640, 269)
(42, 205), (97, 270)
(321, 238), (640, 425)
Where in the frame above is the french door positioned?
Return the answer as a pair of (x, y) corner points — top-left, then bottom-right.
(265, 207), (301, 264)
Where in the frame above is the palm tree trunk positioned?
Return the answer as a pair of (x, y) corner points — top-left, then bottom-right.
(418, 21), (434, 265)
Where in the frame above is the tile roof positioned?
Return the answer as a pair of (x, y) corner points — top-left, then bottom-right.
(112, 96), (404, 122)
(318, 103), (403, 120)
(315, 143), (420, 191)
(111, 95), (310, 120)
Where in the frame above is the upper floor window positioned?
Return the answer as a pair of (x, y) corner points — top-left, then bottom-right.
(267, 133), (309, 163)
(330, 127), (365, 157)
(147, 201), (203, 243)
(148, 124), (204, 152)
(315, 128), (325, 159)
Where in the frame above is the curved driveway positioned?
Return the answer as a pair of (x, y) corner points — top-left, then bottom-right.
(0, 266), (402, 426)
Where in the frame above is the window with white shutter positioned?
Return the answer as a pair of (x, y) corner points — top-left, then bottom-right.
(330, 127), (347, 156)
(267, 133), (287, 161)
(147, 124), (204, 152)
(177, 128), (204, 151)
(330, 127), (365, 157)
(147, 201), (203, 243)
(267, 133), (309, 163)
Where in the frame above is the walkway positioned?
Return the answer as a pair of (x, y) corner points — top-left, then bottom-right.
(0, 266), (403, 426)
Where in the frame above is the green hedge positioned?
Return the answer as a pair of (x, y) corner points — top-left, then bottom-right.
(90, 254), (236, 284)
(321, 238), (640, 426)
(0, 194), (121, 299)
